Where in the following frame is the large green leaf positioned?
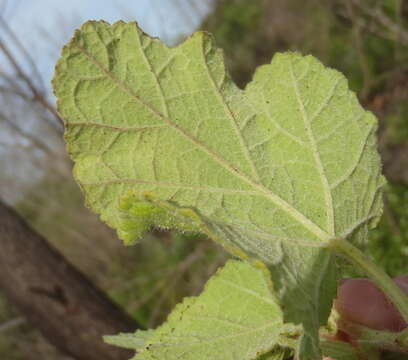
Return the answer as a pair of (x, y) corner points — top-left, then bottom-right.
(104, 260), (296, 360)
(53, 21), (384, 359)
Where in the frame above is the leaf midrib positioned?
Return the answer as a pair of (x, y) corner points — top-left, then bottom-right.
(288, 58), (335, 237)
(72, 38), (331, 243)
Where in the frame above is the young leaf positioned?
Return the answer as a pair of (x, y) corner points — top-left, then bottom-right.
(53, 21), (384, 359)
(104, 260), (294, 360)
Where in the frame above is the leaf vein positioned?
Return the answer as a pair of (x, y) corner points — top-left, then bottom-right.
(289, 58), (335, 236)
(201, 39), (261, 183)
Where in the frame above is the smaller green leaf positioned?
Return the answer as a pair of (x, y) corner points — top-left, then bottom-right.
(106, 260), (295, 360)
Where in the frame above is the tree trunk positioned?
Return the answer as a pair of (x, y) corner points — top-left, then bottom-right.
(0, 200), (138, 360)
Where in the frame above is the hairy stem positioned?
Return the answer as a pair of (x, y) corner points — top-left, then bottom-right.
(329, 238), (408, 325)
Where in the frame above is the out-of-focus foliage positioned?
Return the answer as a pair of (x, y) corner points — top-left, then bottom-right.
(205, 0), (408, 95)
(386, 99), (408, 145)
(370, 184), (408, 276)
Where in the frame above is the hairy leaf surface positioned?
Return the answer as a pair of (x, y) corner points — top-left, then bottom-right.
(105, 260), (293, 360)
(53, 21), (384, 359)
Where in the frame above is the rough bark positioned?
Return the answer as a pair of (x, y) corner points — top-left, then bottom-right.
(0, 200), (138, 360)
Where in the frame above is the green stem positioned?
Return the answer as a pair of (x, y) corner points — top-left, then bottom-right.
(329, 238), (408, 324)
(397, 327), (408, 347)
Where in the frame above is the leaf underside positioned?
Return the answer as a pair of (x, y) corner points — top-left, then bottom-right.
(53, 21), (384, 360)
(105, 260), (291, 360)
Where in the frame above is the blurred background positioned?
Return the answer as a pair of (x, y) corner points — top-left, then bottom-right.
(1, 0), (408, 359)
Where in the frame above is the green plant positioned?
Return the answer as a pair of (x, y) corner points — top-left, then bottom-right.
(52, 21), (408, 360)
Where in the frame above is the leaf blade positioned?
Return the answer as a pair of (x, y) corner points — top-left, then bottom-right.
(54, 21), (384, 360)
(105, 260), (290, 360)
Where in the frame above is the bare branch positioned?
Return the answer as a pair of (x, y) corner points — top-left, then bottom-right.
(0, 110), (58, 159)
(0, 35), (63, 132)
(348, 0), (408, 47)
(0, 15), (45, 91)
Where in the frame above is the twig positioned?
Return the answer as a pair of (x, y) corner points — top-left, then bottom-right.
(0, 15), (45, 91)
(351, 0), (408, 46)
(147, 241), (211, 327)
(346, 0), (373, 100)
(0, 110), (58, 159)
(0, 36), (63, 132)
